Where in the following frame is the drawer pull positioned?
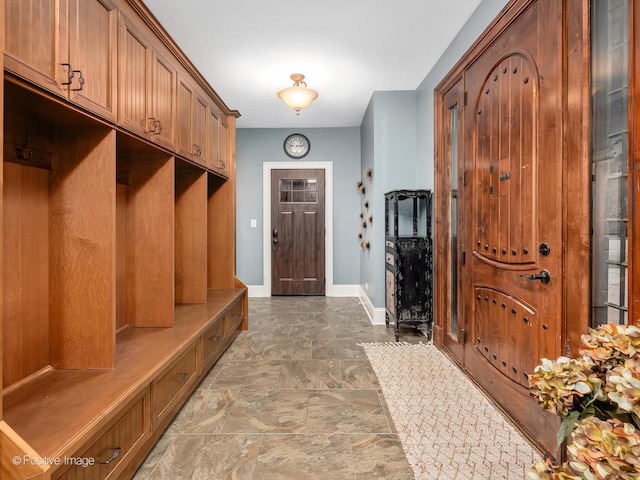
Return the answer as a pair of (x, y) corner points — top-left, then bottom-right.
(176, 372), (189, 383)
(210, 335), (222, 341)
(99, 447), (121, 465)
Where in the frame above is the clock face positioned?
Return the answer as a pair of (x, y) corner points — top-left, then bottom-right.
(284, 133), (310, 159)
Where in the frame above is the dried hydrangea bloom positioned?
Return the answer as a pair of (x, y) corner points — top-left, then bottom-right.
(580, 324), (640, 371)
(605, 358), (640, 416)
(525, 458), (582, 480)
(566, 417), (640, 479)
(529, 357), (601, 416)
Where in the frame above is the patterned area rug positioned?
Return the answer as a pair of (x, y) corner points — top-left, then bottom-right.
(359, 342), (542, 479)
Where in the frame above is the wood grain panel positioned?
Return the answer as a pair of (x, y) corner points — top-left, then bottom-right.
(176, 75), (194, 159)
(125, 154), (174, 327)
(3, 162), (50, 387)
(1, 0), (4, 416)
(208, 176), (235, 289)
(0, 422), (46, 480)
(150, 50), (176, 149)
(301, 211), (319, 279)
(192, 93), (208, 166)
(116, 184), (127, 330)
(475, 54), (537, 265)
(219, 116), (229, 176)
(3, 0), (63, 97)
(53, 390), (148, 480)
(207, 109), (220, 171)
(49, 127), (116, 370)
(151, 346), (197, 424)
(67, 0), (118, 120)
(175, 166), (207, 304)
(118, 14), (150, 137)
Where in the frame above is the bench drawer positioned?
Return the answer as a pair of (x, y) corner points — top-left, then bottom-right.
(151, 346), (197, 424)
(202, 317), (224, 364)
(54, 390), (149, 480)
(224, 300), (244, 335)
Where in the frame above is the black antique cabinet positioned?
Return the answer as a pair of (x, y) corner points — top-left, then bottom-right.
(384, 190), (433, 341)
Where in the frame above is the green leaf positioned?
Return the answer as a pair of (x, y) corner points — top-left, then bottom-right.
(557, 411), (581, 446)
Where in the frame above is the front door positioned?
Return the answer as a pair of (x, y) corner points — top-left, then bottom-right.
(271, 169), (325, 295)
(437, 0), (564, 454)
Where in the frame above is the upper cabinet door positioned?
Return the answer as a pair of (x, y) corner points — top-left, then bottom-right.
(207, 108), (221, 173)
(117, 13), (176, 150)
(176, 74), (210, 166)
(149, 49), (176, 150)
(218, 115), (230, 178)
(4, 0), (66, 97)
(176, 74), (195, 159)
(66, 0), (118, 121)
(192, 92), (209, 168)
(118, 13), (151, 137)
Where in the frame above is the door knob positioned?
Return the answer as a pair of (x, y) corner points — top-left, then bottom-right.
(520, 270), (551, 285)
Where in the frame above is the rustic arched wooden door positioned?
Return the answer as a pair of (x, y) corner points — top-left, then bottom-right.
(437, 0), (566, 454)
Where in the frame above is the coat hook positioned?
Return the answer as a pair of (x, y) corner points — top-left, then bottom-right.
(15, 131), (34, 161)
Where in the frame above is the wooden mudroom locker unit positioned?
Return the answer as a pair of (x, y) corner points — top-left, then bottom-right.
(0, 1), (247, 478)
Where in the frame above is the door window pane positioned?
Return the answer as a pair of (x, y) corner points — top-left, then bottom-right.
(591, 0), (629, 326)
(280, 178), (319, 204)
(449, 105), (459, 338)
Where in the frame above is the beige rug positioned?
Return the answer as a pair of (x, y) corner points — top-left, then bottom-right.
(359, 342), (542, 479)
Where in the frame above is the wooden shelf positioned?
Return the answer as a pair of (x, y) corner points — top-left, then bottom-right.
(2, 288), (245, 460)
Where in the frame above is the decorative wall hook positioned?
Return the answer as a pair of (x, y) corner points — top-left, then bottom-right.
(15, 131), (34, 161)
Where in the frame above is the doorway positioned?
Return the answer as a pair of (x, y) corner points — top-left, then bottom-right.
(262, 162), (334, 296)
(271, 168), (325, 295)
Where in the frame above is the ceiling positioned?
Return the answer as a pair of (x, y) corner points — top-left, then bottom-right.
(144, 0), (483, 129)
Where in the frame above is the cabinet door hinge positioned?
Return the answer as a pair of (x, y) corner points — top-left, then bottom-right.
(461, 250), (466, 266)
(461, 91), (467, 106)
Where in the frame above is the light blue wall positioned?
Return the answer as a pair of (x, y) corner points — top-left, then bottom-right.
(235, 127), (361, 287)
(415, 0), (510, 186)
(360, 91), (418, 308)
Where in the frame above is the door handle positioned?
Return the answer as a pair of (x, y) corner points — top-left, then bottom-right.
(272, 228), (278, 245)
(520, 270), (551, 285)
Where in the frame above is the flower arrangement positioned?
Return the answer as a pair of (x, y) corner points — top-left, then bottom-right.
(526, 323), (640, 479)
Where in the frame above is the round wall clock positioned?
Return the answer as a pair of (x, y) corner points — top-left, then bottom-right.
(283, 133), (310, 159)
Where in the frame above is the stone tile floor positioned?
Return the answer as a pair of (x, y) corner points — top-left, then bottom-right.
(133, 296), (424, 480)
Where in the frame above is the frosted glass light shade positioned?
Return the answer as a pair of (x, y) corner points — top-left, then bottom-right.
(277, 74), (318, 114)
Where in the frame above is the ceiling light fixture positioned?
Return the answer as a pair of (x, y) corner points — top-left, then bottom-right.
(277, 73), (318, 115)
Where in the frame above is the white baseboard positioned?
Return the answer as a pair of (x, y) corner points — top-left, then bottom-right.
(327, 284), (361, 297)
(247, 285), (267, 297)
(247, 284), (361, 298)
(358, 286), (386, 325)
